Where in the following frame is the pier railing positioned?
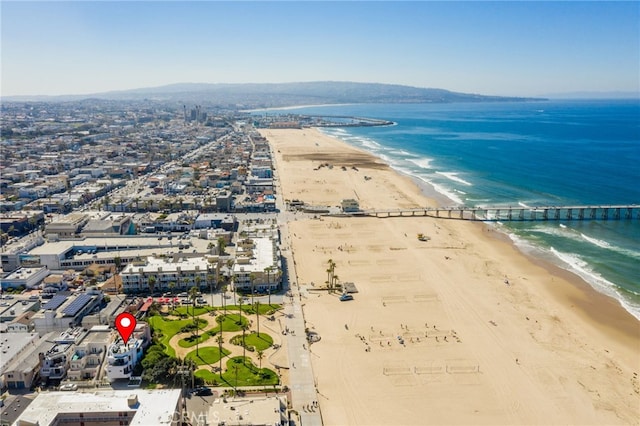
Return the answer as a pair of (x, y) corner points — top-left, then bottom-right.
(349, 205), (640, 221)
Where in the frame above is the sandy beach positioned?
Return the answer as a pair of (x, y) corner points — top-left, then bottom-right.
(261, 128), (640, 425)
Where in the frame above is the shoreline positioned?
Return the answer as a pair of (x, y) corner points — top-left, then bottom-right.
(262, 127), (639, 424)
(314, 126), (640, 323)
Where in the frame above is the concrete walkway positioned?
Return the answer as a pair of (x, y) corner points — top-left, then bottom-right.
(274, 171), (323, 425)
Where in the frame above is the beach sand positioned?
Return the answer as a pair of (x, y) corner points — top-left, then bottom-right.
(261, 128), (640, 425)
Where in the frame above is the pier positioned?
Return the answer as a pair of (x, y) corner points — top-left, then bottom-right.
(349, 205), (640, 222)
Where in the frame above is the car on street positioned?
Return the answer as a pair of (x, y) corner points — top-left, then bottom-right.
(60, 383), (78, 391)
(194, 386), (213, 396)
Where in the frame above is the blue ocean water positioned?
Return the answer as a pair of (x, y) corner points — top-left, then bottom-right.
(261, 100), (640, 319)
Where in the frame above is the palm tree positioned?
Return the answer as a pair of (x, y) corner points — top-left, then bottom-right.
(168, 281), (176, 294)
(217, 237), (226, 255)
(264, 266), (272, 305)
(249, 273), (256, 298)
(241, 323), (249, 365)
(189, 286), (200, 355)
(148, 275), (157, 296)
(326, 259), (336, 293)
(221, 284), (228, 317)
(257, 350), (264, 369)
(114, 256), (122, 273)
(195, 275), (202, 292)
(207, 273), (215, 307)
(255, 301), (260, 336)
(217, 335), (224, 374)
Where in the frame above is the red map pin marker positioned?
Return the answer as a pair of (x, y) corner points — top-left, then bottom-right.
(115, 312), (136, 344)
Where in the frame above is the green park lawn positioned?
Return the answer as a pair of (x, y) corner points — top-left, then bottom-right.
(195, 357), (279, 387)
(211, 313), (249, 332)
(243, 332), (273, 351)
(186, 346), (231, 366)
(230, 332), (273, 351)
(170, 306), (214, 317)
(148, 316), (200, 357)
(178, 333), (211, 348)
(148, 315), (208, 357)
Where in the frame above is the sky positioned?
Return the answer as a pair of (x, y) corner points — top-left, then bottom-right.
(1, 1), (639, 97)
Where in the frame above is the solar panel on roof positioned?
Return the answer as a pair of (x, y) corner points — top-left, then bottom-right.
(42, 295), (67, 310)
(62, 294), (93, 317)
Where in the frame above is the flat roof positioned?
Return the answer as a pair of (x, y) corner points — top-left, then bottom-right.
(29, 235), (212, 257)
(13, 389), (181, 426)
(0, 332), (39, 371)
(234, 237), (277, 273)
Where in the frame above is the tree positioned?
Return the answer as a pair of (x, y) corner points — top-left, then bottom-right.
(189, 286), (200, 355)
(221, 284), (228, 317)
(217, 237), (226, 255)
(255, 301), (261, 336)
(326, 259), (336, 293)
(114, 256), (122, 273)
(207, 273), (215, 307)
(264, 267), (273, 305)
(168, 281), (176, 294)
(195, 275), (202, 291)
(257, 350), (264, 369)
(249, 273), (256, 297)
(148, 275), (157, 295)
(217, 335), (224, 374)
(241, 323), (249, 364)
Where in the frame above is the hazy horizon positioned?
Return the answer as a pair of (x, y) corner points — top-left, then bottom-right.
(2, 1), (639, 98)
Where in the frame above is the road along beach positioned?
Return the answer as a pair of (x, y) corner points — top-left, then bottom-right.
(261, 127), (639, 425)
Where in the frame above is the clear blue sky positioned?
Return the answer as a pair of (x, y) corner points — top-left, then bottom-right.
(2, 1), (638, 97)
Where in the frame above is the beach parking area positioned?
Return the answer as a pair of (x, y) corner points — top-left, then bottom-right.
(262, 128), (640, 425)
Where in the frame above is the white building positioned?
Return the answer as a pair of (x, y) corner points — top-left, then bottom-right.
(0, 332), (41, 389)
(67, 325), (110, 381)
(0, 266), (49, 290)
(232, 237), (281, 293)
(32, 288), (104, 333)
(120, 256), (216, 294)
(105, 322), (151, 382)
(12, 388), (182, 426)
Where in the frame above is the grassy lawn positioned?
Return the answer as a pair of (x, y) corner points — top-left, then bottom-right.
(170, 306), (214, 317)
(148, 316), (199, 357)
(178, 333), (211, 348)
(244, 332), (273, 351)
(148, 315), (208, 357)
(212, 314), (249, 332)
(225, 303), (281, 315)
(195, 357), (279, 387)
(186, 346), (230, 366)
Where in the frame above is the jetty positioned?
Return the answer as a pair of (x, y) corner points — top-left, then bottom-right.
(342, 205), (640, 222)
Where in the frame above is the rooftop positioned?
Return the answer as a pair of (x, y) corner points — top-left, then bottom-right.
(13, 389), (182, 426)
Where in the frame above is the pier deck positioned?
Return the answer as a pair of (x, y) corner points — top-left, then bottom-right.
(340, 205), (640, 221)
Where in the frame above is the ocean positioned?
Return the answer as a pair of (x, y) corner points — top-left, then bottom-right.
(258, 100), (640, 319)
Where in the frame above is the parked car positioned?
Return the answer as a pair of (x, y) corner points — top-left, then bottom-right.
(339, 294), (354, 302)
(60, 383), (78, 391)
(194, 386), (212, 396)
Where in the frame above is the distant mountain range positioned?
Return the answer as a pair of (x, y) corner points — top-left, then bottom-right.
(3, 81), (545, 106)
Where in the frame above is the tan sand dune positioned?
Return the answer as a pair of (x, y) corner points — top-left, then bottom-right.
(262, 128), (639, 425)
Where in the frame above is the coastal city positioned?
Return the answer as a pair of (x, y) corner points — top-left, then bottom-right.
(1, 100), (341, 425)
(2, 91), (640, 426)
(3, 2), (639, 425)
